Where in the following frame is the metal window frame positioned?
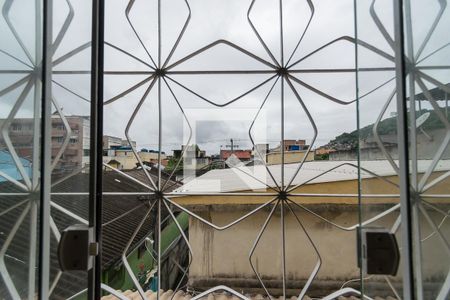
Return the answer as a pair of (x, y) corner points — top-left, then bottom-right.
(88, 0), (105, 299)
(37, 0), (105, 298)
(392, 1), (415, 299)
(39, 0), (53, 298)
(1, 0), (448, 299)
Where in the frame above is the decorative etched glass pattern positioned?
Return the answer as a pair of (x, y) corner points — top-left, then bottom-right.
(0, 0), (449, 299)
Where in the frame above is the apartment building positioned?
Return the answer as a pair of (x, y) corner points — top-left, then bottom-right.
(0, 115), (90, 175)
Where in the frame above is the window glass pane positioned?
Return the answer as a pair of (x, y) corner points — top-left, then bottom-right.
(0, 0), (93, 298)
(357, 0), (450, 298)
(49, 0), (93, 298)
(0, 1), (44, 298)
(101, 1), (361, 299)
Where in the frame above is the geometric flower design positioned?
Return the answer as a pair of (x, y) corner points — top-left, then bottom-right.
(0, 0), (91, 298)
(357, 0), (450, 298)
(100, 1), (408, 299)
(0, 0), (416, 299)
(1, 0), (449, 299)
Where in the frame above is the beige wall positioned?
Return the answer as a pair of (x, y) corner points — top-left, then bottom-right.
(174, 176), (391, 206)
(266, 151), (314, 165)
(189, 206), (361, 280)
(138, 151), (167, 162)
(105, 150), (169, 170)
(116, 156), (138, 169)
(187, 205), (450, 296)
(176, 171), (450, 296)
(174, 172), (449, 206)
(103, 155), (138, 170)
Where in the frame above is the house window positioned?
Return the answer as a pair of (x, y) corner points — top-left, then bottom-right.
(52, 136), (64, 143)
(52, 123), (65, 130)
(11, 123), (22, 131)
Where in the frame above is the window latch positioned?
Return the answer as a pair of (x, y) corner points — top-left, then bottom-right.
(58, 224), (97, 271)
(358, 228), (400, 276)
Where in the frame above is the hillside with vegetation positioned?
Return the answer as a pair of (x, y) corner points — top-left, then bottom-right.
(326, 109), (449, 151)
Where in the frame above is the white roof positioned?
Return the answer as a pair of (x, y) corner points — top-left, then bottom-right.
(175, 160), (450, 193)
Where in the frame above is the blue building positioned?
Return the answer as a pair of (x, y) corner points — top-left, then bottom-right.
(0, 150), (32, 182)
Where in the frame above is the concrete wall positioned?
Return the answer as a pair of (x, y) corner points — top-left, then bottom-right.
(266, 151), (314, 165)
(187, 204), (450, 297)
(189, 206), (354, 292)
(188, 205), (361, 281)
(178, 172), (450, 297)
(104, 155), (138, 170)
(330, 147), (398, 161)
(139, 151), (167, 162)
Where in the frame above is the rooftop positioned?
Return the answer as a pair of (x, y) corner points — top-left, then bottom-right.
(220, 150), (252, 160)
(0, 169), (179, 299)
(100, 288), (392, 300)
(175, 160), (450, 193)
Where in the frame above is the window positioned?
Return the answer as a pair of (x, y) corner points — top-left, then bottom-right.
(52, 136), (64, 143)
(0, 1), (449, 299)
(52, 123), (65, 131)
(11, 123), (22, 131)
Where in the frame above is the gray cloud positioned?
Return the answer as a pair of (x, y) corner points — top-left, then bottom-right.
(1, 0), (448, 158)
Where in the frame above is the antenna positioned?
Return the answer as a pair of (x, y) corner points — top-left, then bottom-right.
(225, 138), (240, 153)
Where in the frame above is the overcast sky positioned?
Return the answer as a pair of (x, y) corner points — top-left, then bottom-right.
(1, 0), (448, 156)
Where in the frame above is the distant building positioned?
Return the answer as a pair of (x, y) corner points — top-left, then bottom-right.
(0, 115), (90, 175)
(328, 130), (450, 161)
(102, 135), (141, 170)
(271, 139), (308, 152)
(106, 146), (140, 170)
(252, 143), (269, 163)
(103, 137), (170, 170)
(138, 149), (167, 166)
(173, 145), (206, 159)
(265, 139), (312, 165)
(220, 149), (252, 161)
(210, 154), (221, 161)
(266, 150), (314, 165)
(0, 150), (32, 182)
(329, 134), (398, 161)
(103, 135), (136, 155)
(315, 146), (336, 156)
(173, 145), (210, 170)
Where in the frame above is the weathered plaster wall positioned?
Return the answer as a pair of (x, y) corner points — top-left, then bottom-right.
(188, 205), (450, 296)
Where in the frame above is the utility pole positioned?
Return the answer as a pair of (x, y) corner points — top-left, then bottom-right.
(225, 138), (239, 153)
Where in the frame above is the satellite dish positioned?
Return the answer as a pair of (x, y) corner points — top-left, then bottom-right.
(416, 112), (430, 128)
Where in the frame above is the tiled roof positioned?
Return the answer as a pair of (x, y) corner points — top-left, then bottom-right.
(0, 194), (87, 300)
(0, 169), (179, 299)
(221, 151), (252, 160)
(100, 289), (396, 300)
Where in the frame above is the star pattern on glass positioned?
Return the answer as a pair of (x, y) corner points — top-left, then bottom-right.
(1, 0), (449, 299)
(0, 0), (94, 298)
(100, 0), (408, 299)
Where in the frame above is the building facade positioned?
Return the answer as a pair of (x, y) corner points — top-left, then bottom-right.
(220, 149), (252, 162)
(266, 150), (314, 165)
(0, 115), (90, 175)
